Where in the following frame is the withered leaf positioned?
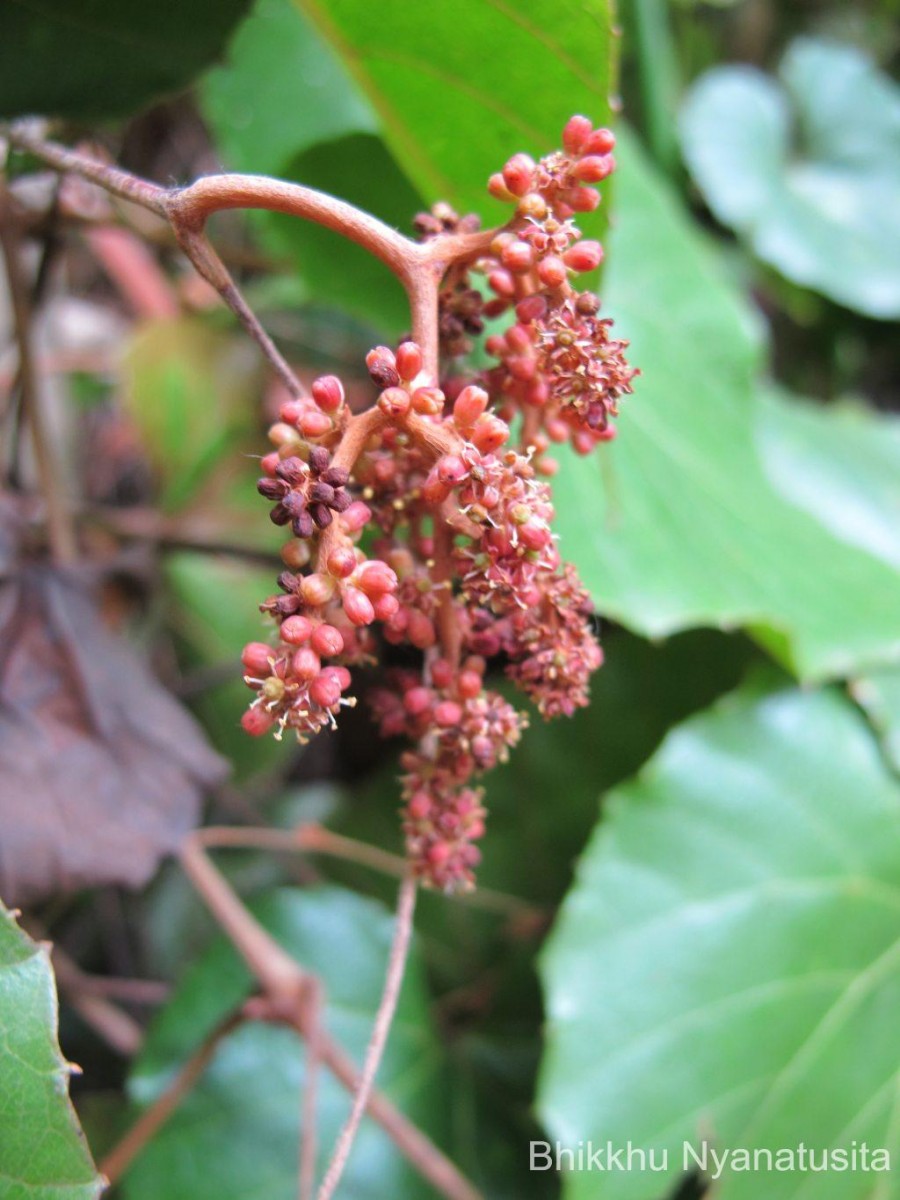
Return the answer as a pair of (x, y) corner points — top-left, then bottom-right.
(0, 565), (228, 905)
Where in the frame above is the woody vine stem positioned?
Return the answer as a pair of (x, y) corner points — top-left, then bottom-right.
(2, 114), (636, 1198)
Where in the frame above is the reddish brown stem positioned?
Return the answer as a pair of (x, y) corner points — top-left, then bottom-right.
(316, 873), (417, 1200)
(100, 1012), (245, 1184)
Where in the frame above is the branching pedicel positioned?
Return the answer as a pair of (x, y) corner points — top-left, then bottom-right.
(241, 115), (636, 891)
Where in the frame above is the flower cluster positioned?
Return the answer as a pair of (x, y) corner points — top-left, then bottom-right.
(241, 116), (635, 890)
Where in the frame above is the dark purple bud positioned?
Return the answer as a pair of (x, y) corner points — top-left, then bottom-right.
(282, 490), (307, 517)
(257, 477), (286, 500)
(321, 466), (350, 487)
(270, 503), (291, 526)
(275, 456), (306, 484)
(310, 502), (333, 530)
(292, 511), (315, 539)
(277, 570), (299, 593)
(308, 446), (330, 475)
(275, 594), (302, 616)
(330, 489), (352, 513)
(309, 481), (336, 505)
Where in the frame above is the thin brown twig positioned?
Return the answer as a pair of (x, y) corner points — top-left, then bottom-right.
(298, 978), (323, 1200)
(0, 181), (78, 562)
(51, 947), (144, 1057)
(99, 1011), (245, 1185)
(316, 872), (417, 1200)
(180, 831), (482, 1200)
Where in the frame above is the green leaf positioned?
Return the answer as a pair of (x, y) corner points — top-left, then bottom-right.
(0, 0), (253, 121)
(757, 389), (900, 571)
(853, 666), (900, 776)
(201, 0), (375, 178)
(0, 904), (102, 1200)
(201, 0), (417, 331)
(123, 885), (448, 1200)
(295, 0), (617, 223)
(679, 38), (900, 318)
(550, 130), (900, 681)
(122, 317), (259, 511)
(539, 682), (900, 1200)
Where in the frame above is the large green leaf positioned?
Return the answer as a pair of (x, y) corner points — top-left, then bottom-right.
(0, 904), (102, 1200)
(295, 0), (617, 224)
(0, 0), (253, 121)
(201, 0), (418, 331)
(551, 130), (900, 682)
(539, 682), (900, 1200)
(123, 885), (448, 1200)
(757, 389), (900, 572)
(853, 666), (900, 776)
(679, 39), (900, 318)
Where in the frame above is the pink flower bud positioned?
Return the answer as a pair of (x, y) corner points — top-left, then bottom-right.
(280, 615), (313, 645)
(508, 355), (535, 381)
(291, 646), (321, 681)
(378, 386), (410, 419)
(279, 399), (305, 425)
(488, 172), (516, 202)
(502, 153), (535, 197)
(281, 540), (311, 569)
(453, 385), (489, 430)
(366, 346), (399, 389)
(341, 500), (372, 532)
(574, 154), (614, 182)
(434, 700), (462, 728)
(431, 659), (453, 688)
(342, 585), (376, 626)
(458, 669), (482, 699)
(472, 413), (509, 454)
(500, 240), (534, 272)
(515, 296), (548, 324)
(537, 256), (568, 288)
(299, 411), (332, 437)
(311, 624), (344, 657)
(411, 386), (445, 415)
(506, 323), (533, 354)
(311, 375), (345, 412)
(564, 241), (604, 273)
(517, 192), (548, 220)
(241, 642), (273, 676)
(422, 469), (451, 505)
(563, 114), (593, 154)
(404, 686), (433, 716)
(426, 841), (451, 867)
(407, 610), (436, 649)
(395, 341), (423, 382)
(309, 670), (343, 709)
(407, 792), (432, 821)
(326, 545), (358, 578)
(519, 520), (551, 550)
(242, 706), (275, 737)
(373, 593), (400, 621)
(300, 572), (336, 606)
(488, 268), (516, 297)
(584, 127), (616, 155)
(260, 451), (280, 475)
(356, 560), (398, 598)
(565, 186), (602, 213)
(436, 454), (468, 487)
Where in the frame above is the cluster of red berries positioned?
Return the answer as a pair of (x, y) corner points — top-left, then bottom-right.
(241, 117), (635, 890)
